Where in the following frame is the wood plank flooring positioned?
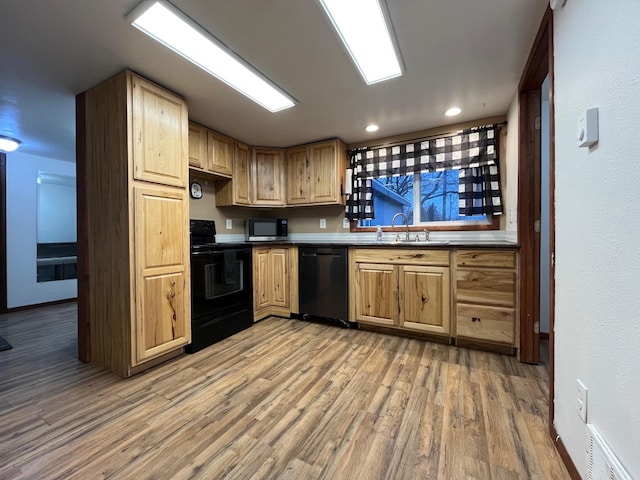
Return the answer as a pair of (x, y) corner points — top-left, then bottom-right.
(0, 303), (569, 479)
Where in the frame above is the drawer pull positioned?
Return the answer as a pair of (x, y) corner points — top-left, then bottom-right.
(472, 316), (481, 322)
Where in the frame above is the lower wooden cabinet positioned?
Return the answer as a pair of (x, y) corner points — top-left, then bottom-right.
(134, 185), (190, 363)
(253, 246), (296, 321)
(399, 265), (450, 335)
(351, 249), (451, 336)
(453, 249), (518, 346)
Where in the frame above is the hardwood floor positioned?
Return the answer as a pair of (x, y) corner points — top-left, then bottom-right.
(0, 304), (569, 479)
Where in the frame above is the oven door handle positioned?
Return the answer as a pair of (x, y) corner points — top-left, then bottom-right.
(191, 251), (222, 256)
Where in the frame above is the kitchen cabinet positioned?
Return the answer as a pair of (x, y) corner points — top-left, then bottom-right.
(77, 70), (190, 377)
(252, 148), (285, 206)
(286, 139), (347, 206)
(350, 249), (450, 336)
(215, 142), (252, 206)
(253, 246), (297, 321)
(207, 130), (233, 177)
(453, 249), (518, 346)
(188, 122), (206, 169)
(188, 123), (233, 179)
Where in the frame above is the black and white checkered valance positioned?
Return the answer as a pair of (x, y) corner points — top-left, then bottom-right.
(458, 164), (503, 216)
(345, 124), (502, 220)
(352, 124), (497, 178)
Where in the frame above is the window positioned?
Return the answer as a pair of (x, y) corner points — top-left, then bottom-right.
(358, 170), (489, 228)
(346, 124), (503, 229)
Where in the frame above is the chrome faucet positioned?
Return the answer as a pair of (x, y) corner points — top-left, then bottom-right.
(391, 212), (410, 241)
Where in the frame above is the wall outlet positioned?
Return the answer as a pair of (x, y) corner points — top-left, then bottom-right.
(343, 217), (350, 229)
(576, 379), (588, 423)
(319, 218), (326, 229)
(225, 219), (232, 230)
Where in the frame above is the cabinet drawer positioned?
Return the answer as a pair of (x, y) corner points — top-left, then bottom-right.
(456, 269), (516, 307)
(456, 304), (515, 345)
(352, 249), (450, 266)
(456, 250), (516, 268)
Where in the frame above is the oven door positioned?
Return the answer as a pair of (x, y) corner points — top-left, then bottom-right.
(188, 247), (253, 353)
(190, 248), (252, 321)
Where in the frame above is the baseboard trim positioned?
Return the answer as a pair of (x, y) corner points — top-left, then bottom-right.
(550, 424), (581, 479)
(3, 297), (77, 313)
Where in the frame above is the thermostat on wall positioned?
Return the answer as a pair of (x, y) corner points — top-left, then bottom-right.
(577, 107), (598, 148)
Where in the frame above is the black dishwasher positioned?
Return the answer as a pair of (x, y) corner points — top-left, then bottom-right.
(298, 246), (349, 323)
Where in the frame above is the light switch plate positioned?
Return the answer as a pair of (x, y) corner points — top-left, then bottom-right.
(577, 107), (598, 148)
(320, 218), (327, 229)
(226, 219), (232, 230)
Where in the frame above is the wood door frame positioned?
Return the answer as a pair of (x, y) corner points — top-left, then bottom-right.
(0, 153), (7, 312)
(518, 8), (551, 365)
(518, 8), (580, 478)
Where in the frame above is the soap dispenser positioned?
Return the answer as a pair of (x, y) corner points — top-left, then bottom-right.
(376, 225), (383, 241)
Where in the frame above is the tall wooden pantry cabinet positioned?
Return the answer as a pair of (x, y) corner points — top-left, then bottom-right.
(77, 70), (191, 377)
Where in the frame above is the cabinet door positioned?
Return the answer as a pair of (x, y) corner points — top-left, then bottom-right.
(233, 142), (252, 205)
(188, 122), (206, 168)
(310, 140), (340, 204)
(253, 248), (271, 315)
(207, 130), (233, 177)
(286, 146), (310, 204)
(270, 248), (290, 308)
(134, 185), (190, 363)
(399, 265), (450, 335)
(132, 74), (188, 187)
(354, 262), (397, 326)
(253, 148), (285, 205)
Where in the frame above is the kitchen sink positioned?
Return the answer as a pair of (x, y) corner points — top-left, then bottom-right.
(387, 239), (450, 245)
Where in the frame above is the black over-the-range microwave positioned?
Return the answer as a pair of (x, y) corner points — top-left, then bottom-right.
(246, 218), (288, 241)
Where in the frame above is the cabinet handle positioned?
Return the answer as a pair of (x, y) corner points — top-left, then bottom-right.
(472, 316), (481, 322)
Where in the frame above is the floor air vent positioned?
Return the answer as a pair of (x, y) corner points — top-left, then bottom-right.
(586, 424), (632, 480)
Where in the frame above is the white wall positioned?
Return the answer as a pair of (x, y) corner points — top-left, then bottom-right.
(6, 152), (77, 308)
(554, 1), (640, 477)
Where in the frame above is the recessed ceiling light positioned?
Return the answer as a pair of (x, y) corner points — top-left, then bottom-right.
(128, 0), (295, 113)
(0, 135), (21, 152)
(318, 0), (402, 85)
(445, 107), (462, 117)
(366, 124), (379, 132)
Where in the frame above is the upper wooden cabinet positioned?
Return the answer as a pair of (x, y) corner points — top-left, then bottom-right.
(188, 122), (233, 179)
(188, 122), (206, 169)
(253, 148), (285, 206)
(77, 70), (190, 377)
(207, 130), (233, 177)
(132, 75), (188, 188)
(286, 139), (347, 206)
(215, 142), (252, 206)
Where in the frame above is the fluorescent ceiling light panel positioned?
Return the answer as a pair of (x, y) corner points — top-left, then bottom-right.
(319, 0), (402, 85)
(128, 1), (295, 112)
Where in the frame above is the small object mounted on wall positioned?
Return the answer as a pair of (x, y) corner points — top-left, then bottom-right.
(190, 180), (203, 199)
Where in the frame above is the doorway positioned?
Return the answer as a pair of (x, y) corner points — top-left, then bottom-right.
(517, 7), (556, 427)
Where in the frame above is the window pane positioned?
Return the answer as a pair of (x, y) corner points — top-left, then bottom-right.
(357, 171), (488, 227)
(358, 176), (414, 227)
(419, 170), (486, 222)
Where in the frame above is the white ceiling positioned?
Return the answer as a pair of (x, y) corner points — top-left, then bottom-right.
(0, 0), (548, 161)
